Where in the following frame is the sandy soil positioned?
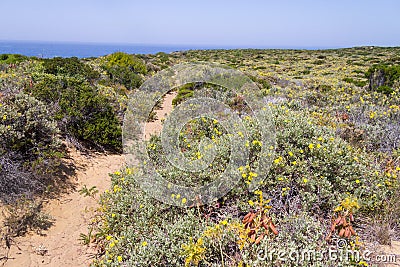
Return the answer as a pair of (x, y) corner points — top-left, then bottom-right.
(1, 148), (124, 267)
(144, 91), (177, 140)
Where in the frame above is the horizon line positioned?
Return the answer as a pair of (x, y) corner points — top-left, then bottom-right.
(2, 39), (399, 51)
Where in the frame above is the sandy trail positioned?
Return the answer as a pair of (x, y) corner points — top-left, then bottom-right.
(144, 91), (177, 140)
(1, 91), (176, 267)
(1, 149), (124, 267)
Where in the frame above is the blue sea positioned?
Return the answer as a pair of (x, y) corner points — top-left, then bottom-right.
(0, 41), (333, 58)
(0, 41), (221, 58)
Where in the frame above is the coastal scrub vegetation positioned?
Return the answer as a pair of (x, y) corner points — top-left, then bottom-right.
(0, 47), (399, 266)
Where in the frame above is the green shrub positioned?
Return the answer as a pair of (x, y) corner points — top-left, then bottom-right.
(263, 104), (390, 214)
(102, 52), (147, 90)
(366, 64), (400, 93)
(376, 85), (394, 95)
(342, 77), (367, 87)
(0, 92), (62, 202)
(0, 54), (28, 64)
(172, 83), (195, 106)
(28, 76), (122, 151)
(41, 57), (100, 81)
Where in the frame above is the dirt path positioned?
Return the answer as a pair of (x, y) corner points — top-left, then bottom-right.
(2, 149), (124, 267)
(1, 91), (176, 267)
(144, 91), (177, 140)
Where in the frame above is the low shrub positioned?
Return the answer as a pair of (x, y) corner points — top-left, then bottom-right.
(102, 52), (147, 90)
(41, 57), (100, 81)
(0, 92), (62, 202)
(28, 76), (122, 151)
(0, 54), (28, 64)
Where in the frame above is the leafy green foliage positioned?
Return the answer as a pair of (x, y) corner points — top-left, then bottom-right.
(0, 54), (28, 64)
(28, 76), (122, 151)
(342, 77), (367, 87)
(376, 85), (394, 95)
(366, 64), (400, 94)
(171, 83), (195, 106)
(41, 57), (100, 81)
(102, 52), (147, 90)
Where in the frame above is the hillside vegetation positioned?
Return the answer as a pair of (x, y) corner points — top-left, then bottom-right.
(0, 47), (399, 266)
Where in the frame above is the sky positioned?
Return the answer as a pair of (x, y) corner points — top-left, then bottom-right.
(1, 0), (399, 48)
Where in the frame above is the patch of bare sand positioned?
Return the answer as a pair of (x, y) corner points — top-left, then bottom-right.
(1, 148), (124, 267)
(144, 91), (177, 140)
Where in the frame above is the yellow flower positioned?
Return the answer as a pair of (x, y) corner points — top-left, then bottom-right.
(248, 200), (254, 206)
(220, 220), (228, 226)
(114, 171), (121, 176)
(109, 242), (115, 248)
(303, 178), (308, 183)
(106, 235), (112, 240)
(309, 143), (315, 149)
(252, 140), (262, 146)
(291, 161), (297, 165)
(117, 256), (123, 262)
(355, 179), (360, 184)
(274, 156), (283, 164)
(334, 206), (343, 212)
(237, 131), (244, 138)
(288, 151), (294, 157)
(142, 241), (148, 247)
(254, 190), (262, 195)
(369, 111), (376, 119)
(248, 172), (258, 178)
(2, 114), (6, 120)
(182, 198), (187, 204)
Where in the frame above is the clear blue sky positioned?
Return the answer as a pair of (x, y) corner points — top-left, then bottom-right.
(1, 0), (399, 48)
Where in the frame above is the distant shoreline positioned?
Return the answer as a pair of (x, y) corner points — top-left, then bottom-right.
(0, 40), (398, 58)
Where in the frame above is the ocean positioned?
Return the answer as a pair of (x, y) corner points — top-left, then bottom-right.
(0, 41), (333, 58)
(0, 41), (219, 58)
